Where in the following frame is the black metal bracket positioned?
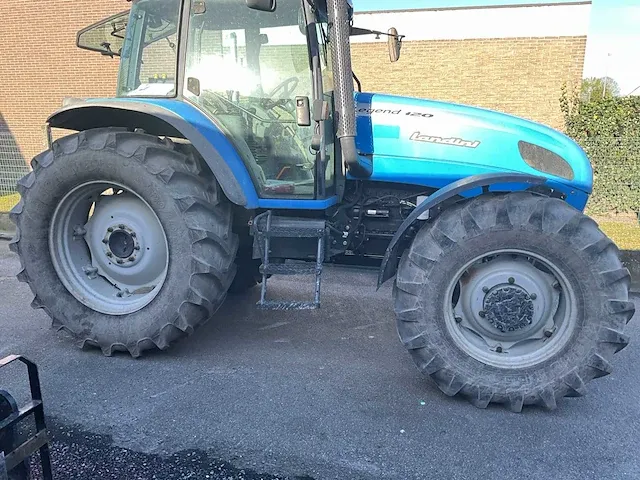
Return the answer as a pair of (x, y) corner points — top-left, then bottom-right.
(0, 355), (53, 480)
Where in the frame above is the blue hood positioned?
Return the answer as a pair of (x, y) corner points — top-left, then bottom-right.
(354, 92), (593, 200)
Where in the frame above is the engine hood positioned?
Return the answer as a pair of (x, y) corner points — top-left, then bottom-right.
(354, 92), (593, 197)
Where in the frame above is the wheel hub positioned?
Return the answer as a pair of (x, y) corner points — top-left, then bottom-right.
(447, 251), (572, 368)
(108, 229), (135, 259)
(483, 286), (534, 332)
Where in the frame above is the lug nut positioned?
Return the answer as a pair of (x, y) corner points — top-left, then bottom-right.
(128, 256), (135, 262)
(117, 259), (124, 264)
(119, 224), (125, 229)
(116, 292), (123, 298)
(131, 232), (136, 238)
(479, 310), (486, 318)
(544, 330), (553, 338)
(455, 316), (463, 324)
(530, 293), (537, 300)
(508, 277), (515, 284)
(482, 286), (489, 293)
(495, 346), (503, 353)
(343, 241), (348, 246)
(106, 252), (113, 257)
(553, 282), (561, 290)
(107, 227), (114, 233)
(102, 239), (108, 244)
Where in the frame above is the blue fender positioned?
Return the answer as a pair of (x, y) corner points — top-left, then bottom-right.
(377, 172), (547, 288)
(47, 98), (260, 208)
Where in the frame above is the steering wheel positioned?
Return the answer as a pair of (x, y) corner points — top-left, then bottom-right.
(267, 76), (299, 100)
(263, 77), (299, 109)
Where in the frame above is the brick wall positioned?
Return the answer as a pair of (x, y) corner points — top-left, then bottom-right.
(0, 0), (586, 166)
(0, 0), (122, 163)
(351, 36), (587, 130)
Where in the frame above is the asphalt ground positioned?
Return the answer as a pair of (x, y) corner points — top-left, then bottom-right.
(1, 239), (639, 480)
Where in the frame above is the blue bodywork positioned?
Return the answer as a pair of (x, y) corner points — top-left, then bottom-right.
(354, 92), (592, 211)
(76, 92), (593, 212)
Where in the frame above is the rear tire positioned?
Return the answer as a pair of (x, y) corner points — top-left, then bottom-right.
(394, 192), (634, 411)
(11, 128), (238, 357)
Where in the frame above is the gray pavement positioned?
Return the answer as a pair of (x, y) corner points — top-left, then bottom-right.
(1, 239), (639, 480)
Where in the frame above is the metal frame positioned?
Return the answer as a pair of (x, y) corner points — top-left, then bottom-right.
(0, 355), (53, 480)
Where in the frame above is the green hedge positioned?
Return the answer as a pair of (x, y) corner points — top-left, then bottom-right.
(560, 87), (640, 214)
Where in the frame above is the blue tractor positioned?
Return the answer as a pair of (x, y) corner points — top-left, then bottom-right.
(11, 0), (634, 411)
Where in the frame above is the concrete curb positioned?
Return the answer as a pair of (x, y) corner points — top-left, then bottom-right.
(1, 211), (638, 291)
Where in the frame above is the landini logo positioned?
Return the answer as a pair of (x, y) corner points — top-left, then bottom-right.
(410, 132), (481, 149)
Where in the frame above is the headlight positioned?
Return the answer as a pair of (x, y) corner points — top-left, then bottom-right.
(518, 141), (574, 181)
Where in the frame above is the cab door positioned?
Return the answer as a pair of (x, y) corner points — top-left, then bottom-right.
(183, 0), (325, 200)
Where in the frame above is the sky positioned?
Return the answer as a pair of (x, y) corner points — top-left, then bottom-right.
(352, 0), (640, 95)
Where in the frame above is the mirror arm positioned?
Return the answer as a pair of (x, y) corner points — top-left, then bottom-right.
(353, 72), (362, 93)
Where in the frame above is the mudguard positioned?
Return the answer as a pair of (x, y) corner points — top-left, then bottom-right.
(377, 172), (547, 288)
(47, 99), (258, 208)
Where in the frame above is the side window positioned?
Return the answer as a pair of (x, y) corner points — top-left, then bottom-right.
(77, 11), (129, 57)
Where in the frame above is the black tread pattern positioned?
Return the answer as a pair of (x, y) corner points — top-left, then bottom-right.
(11, 128), (238, 357)
(394, 193), (634, 412)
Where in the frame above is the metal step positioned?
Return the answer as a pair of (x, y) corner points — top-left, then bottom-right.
(260, 263), (320, 276)
(254, 211), (326, 311)
(254, 215), (326, 238)
(257, 301), (319, 311)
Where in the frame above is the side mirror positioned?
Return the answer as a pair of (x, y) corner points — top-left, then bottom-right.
(388, 27), (402, 63)
(246, 0), (276, 12)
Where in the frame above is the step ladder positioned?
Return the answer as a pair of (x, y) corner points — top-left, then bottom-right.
(252, 211), (326, 310)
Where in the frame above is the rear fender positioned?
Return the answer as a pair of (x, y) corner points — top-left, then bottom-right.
(377, 172), (547, 288)
(47, 99), (259, 208)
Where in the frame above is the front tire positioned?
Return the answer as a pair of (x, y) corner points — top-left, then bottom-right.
(394, 192), (634, 411)
(11, 128), (238, 357)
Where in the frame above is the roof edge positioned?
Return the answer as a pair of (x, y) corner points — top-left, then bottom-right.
(355, 1), (592, 16)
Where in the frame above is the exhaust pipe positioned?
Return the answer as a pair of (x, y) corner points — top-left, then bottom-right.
(325, 0), (372, 177)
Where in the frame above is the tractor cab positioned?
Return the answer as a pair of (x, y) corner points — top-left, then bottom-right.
(77, 0), (337, 201)
(75, 0), (402, 204)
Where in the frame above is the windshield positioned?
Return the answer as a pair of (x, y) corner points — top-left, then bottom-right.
(117, 0), (181, 97)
